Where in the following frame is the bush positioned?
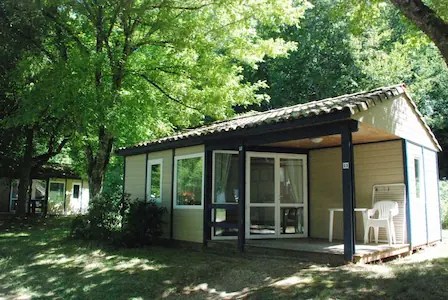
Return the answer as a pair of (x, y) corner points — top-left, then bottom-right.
(440, 180), (448, 229)
(70, 191), (167, 247)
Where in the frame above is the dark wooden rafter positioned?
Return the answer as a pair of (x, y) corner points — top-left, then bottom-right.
(118, 111), (355, 156)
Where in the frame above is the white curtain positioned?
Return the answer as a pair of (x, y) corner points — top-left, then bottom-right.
(215, 153), (232, 203)
(285, 160), (302, 203)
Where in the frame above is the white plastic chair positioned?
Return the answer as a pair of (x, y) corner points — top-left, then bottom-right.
(363, 200), (399, 245)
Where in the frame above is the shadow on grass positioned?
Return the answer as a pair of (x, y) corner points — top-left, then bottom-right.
(0, 217), (447, 299)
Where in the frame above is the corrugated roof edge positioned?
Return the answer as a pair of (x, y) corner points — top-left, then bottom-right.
(117, 83), (440, 154)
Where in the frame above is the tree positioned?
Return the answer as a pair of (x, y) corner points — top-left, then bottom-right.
(0, 0), (77, 214)
(389, 0), (448, 65)
(34, 0), (310, 199)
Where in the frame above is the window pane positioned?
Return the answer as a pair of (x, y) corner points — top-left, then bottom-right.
(250, 157), (275, 203)
(214, 153), (239, 203)
(213, 208), (238, 237)
(249, 207), (275, 235)
(414, 158), (420, 198)
(280, 159), (303, 204)
(150, 164), (161, 202)
(281, 207), (304, 234)
(176, 156), (203, 206)
(73, 185), (80, 199)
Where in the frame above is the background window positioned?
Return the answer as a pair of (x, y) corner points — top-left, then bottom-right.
(175, 155), (203, 206)
(414, 158), (421, 198)
(147, 160), (162, 203)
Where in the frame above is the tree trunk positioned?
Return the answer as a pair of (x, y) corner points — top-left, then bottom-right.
(390, 0), (448, 66)
(16, 128), (34, 215)
(86, 126), (114, 200)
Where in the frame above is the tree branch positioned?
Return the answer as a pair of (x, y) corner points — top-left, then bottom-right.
(390, 0), (448, 65)
(138, 73), (212, 117)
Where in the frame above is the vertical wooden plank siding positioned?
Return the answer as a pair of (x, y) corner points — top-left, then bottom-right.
(402, 139), (412, 247)
(341, 127), (355, 261)
(238, 145), (246, 252)
(144, 153), (148, 202)
(421, 146), (429, 244)
(423, 148), (442, 243)
(203, 149), (213, 246)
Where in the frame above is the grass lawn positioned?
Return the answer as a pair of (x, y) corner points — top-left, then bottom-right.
(1, 217), (447, 299)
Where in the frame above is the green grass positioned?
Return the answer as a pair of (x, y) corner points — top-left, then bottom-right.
(0, 217), (447, 299)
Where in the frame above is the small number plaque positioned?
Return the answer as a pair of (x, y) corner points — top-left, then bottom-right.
(342, 162), (350, 169)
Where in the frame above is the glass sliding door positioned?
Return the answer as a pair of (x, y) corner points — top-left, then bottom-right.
(246, 152), (307, 239)
(247, 156), (276, 236)
(280, 158), (306, 235)
(48, 181), (65, 215)
(212, 151), (239, 238)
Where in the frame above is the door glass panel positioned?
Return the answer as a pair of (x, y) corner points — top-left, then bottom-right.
(250, 157), (275, 203)
(280, 207), (304, 234)
(280, 159), (303, 204)
(249, 207), (275, 235)
(213, 208), (238, 237)
(214, 153), (239, 203)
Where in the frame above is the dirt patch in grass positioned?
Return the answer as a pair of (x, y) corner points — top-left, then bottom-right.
(0, 217), (447, 299)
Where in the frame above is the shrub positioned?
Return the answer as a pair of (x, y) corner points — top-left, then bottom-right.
(119, 200), (167, 247)
(70, 191), (167, 246)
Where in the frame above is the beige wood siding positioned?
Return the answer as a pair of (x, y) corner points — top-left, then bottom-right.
(124, 154), (146, 200)
(173, 145), (205, 243)
(175, 145), (205, 156)
(352, 95), (438, 151)
(423, 148), (441, 243)
(172, 209), (204, 243)
(309, 140), (404, 241)
(406, 142), (428, 247)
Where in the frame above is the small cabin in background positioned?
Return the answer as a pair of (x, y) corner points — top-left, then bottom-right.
(0, 164), (89, 215)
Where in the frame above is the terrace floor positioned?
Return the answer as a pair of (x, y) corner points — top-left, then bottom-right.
(210, 238), (411, 264)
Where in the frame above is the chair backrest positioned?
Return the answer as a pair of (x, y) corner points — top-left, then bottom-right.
(373, 200), (399, 219)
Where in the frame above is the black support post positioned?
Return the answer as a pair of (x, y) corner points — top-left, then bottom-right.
(341, 126), (355, 262)
(203, 149), (213, 246)
(238, 145), (246, 252)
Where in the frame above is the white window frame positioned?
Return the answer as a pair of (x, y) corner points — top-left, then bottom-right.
(173, 152), (205, 209)
(413, 156), (422, 200)
(147, 158), (163, 203)
(211, 150), (239, 240)
(245, 152), (308, 239)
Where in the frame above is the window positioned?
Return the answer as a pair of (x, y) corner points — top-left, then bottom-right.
(174, 153), (204, 208)
(147, 159), (163, 203)
(414, 158), (421, 198)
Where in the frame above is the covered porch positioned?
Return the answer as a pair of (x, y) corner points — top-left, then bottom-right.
(202, 86), (413, 262)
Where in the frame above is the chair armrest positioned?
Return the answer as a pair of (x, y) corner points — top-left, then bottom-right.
(367, 208), (377, 218)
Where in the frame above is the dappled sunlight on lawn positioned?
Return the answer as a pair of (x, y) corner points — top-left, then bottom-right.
(1, 218), (448, 299)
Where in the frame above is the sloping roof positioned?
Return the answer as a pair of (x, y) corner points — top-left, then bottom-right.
(118, 84), (440, 153)
(0, 163), (82, 179)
